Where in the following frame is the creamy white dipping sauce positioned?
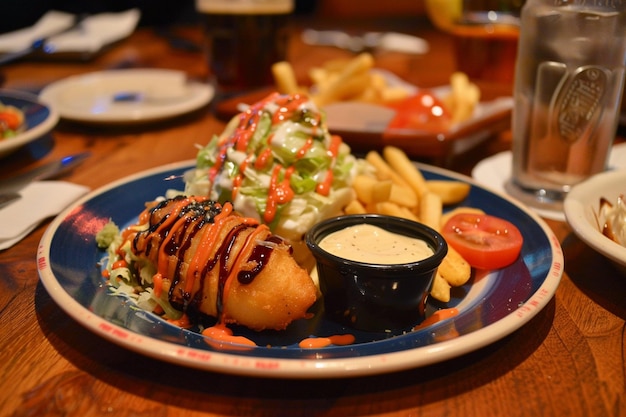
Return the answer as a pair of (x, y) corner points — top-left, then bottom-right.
(319, 224), (434, 264)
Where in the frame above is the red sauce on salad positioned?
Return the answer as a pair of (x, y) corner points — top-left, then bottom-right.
(207, 93), (345, 223)
(265, 165), (296, 223)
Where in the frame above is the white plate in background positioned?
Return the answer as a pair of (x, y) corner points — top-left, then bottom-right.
(39, 69), (213, 124)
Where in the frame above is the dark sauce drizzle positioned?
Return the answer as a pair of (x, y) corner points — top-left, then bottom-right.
(129, 196), (286, 322)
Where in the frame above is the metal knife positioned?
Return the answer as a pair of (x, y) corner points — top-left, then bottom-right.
(0, 152), (90, 195)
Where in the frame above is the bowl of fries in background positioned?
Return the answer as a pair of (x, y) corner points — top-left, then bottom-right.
(270, 53), (513, 162)
(306, 213), (448, 332)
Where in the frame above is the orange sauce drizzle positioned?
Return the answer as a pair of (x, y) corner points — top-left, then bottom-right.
(112, 260), (128, 269)
(413, 308), (460, 331)
(185, 202), (241, 296)
(315, 169), (334, 196)
(153, 196), (199, 274)
(202, 324), (257, 347)
(265, 165), (295, 223)
(168, 313), (191, 329)
(327, 134), (342, 157)
(296, 137), (314, 159)
(254, 147), (273, 170)
(299, 334), (356, 349)
(232, 154), (253, 199)
(153, 272), (164, 298)
(271, 94), (310, 124)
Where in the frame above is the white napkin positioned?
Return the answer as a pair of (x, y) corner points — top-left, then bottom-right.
(0, 9), (141, 55)
(0, 181), (89, 250)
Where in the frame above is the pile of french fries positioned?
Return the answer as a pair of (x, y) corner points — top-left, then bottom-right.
(345, 146), (484, 303)
(271, 53), (481, 124)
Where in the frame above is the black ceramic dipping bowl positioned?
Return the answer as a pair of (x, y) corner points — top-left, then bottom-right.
(305, 214), (448, 333)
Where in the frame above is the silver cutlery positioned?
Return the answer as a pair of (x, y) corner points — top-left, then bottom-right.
(0, 152), (90, 208)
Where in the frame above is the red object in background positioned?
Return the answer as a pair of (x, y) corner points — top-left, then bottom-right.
(386, 91), (452, 132)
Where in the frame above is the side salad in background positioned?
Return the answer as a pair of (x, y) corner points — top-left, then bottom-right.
(0, 101), (25, 139)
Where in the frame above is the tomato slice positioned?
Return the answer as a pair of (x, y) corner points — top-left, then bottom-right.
(441, 213), (524, 270)
(386, 91), (452, 132)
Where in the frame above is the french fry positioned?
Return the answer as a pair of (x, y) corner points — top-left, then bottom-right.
(454, 83), (480, 123)
(314, 70), (372, 106)
(311, 53), (374, 105)
(426, 180), (471, 205)
(375, 202), (419, 221)
(437, 245), (472, 287)
(419, 191), (443, 231)
(388, 184), (418, 209)
(319, 57), (356, 73)
(430, 273), (451, 303)
(308, 67), (329, 87)
(271, 61), (301, 94)
(351, 175), (380, 204)
(344, 199), (367, 215)
(365, 151), (413, 189)
(383, 146), (429, 197)
(380, 86), (412, 103)
(371, 180), (393, 203)
(445, 71), (481, 123)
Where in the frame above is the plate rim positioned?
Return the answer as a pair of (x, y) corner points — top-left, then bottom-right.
(37, 160), (564, 379)
(0, 89), (59, 157)
(38, 69), (214, 124)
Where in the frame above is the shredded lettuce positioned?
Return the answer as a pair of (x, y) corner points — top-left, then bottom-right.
(98, 221), (183, 321)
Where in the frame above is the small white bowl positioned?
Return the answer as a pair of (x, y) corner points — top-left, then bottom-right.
(564, 169), (626, 274)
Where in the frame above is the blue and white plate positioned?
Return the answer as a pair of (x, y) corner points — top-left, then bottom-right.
(37, 161), (563, 379)
(0, 89), (59, 158)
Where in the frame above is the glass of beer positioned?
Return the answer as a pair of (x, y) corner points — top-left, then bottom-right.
(195, 0), (294, 97)
(424, 0), (523, 84)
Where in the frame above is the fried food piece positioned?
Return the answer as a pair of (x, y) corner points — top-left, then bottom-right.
(426, 180), (471, 205)
(443, 72), (481, 123)
(126, 196), (317, 331)
(383, 146), (429, 197)
(272, 61), (301, 94)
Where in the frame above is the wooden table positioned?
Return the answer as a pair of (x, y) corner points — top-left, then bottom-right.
(1, 16), (624, 417)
